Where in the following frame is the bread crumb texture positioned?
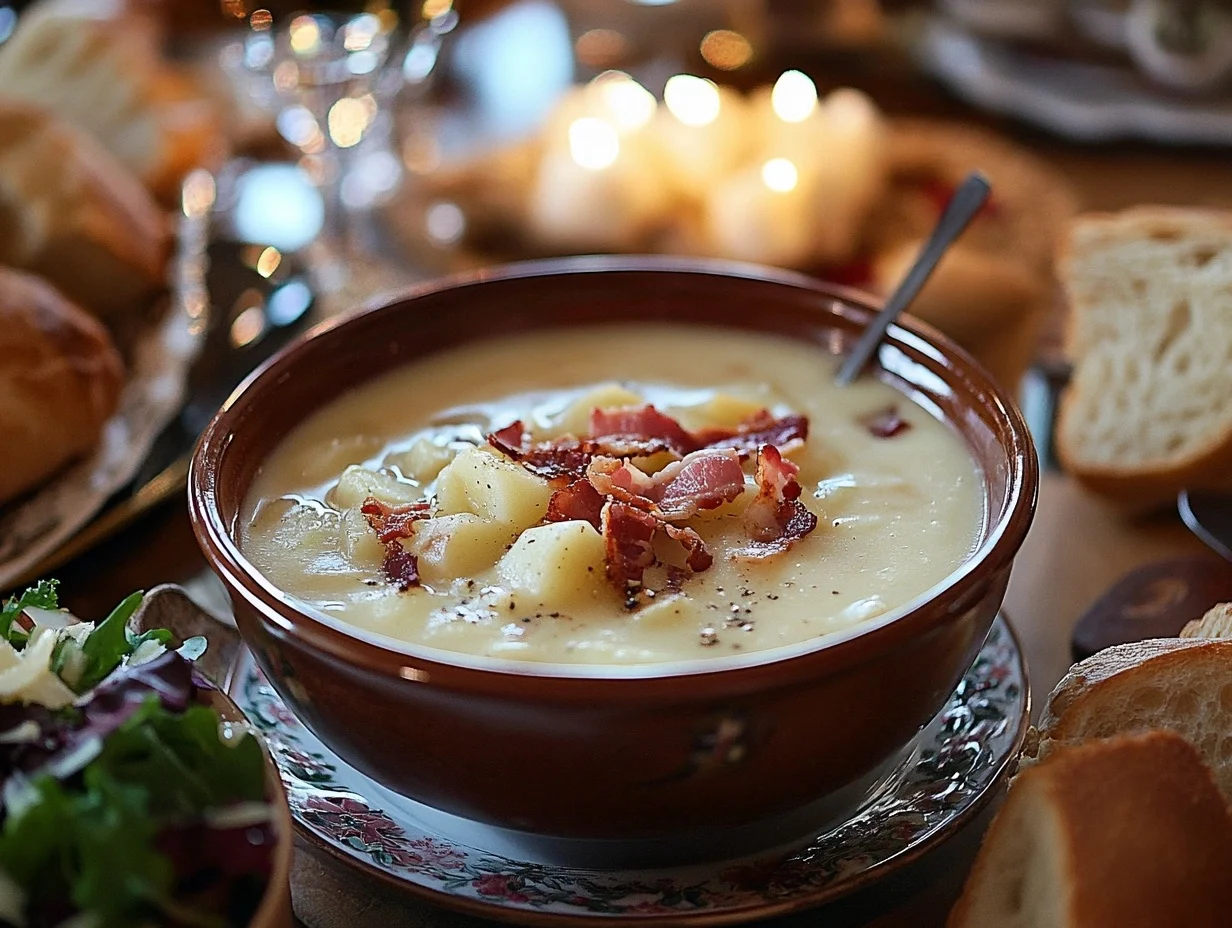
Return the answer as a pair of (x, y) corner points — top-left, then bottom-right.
(1060, 208), (1232, 473)
(951, 730), (1232, 928)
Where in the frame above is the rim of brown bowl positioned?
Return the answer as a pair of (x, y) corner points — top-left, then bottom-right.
(189, 255), (1038, 697)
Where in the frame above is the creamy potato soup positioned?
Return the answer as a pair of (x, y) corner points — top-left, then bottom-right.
(242, 325), (984, 664)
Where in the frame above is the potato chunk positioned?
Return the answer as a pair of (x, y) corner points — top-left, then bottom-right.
(497, 521), (609, 605)
(550, 383), (643, 436)
(408, 514), (519, 583)
(328, 466), (422, 510)
(339, 507), (385, 567)
(385, 437), (457, 483)
(434, 446), (551, 528)
(669, 393), (767, 432)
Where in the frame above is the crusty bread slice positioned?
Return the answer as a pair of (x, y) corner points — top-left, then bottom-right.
(1183, 602), (1232, 639)
(1024, 637), (1232, 800)
(950, 730), (1232, 928)
(1056, 208), (1232, 509)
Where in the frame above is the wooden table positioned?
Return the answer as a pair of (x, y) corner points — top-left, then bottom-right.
(45, 48), (1227, 928)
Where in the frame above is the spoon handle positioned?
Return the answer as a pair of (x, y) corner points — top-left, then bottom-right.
(835, 171), (992, 386)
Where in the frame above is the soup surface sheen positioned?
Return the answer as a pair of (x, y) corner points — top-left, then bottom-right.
(242, 325), (984, 665)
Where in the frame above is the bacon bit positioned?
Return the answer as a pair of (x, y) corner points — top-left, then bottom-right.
(647, 450), (746, 519)
(693, 412), (808, 458)
(361, 496), (432, 590)
(488, 420), (669, 480)
(487, 422), (526, 459)
(590, 405), (697, 456)
(735, 445), (818, 560)
(601, 500), (659, 598)
(664, 524), (714, 572)
(590, 405), (807, 460)
(545, 479), (605, 530)
(587, 449), (745, 522)
(861, 406), (911, 439)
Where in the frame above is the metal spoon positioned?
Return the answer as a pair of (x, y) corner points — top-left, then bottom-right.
(835, 171), (993, 386)
(1179, 489), (1232, 562)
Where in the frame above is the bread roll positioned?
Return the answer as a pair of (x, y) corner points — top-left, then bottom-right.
(950, 730), (1232, 928)
(0, 102), (170, 333)
(0, 267), (124, 505)
(1056, 208), (1232, 510)
(1024, 637), (1232, 800)
(1182, 602), (1232, 639)
(0, 0), (225, 202)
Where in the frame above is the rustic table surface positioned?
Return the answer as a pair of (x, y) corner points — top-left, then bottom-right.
(50, 47), (1229, 928)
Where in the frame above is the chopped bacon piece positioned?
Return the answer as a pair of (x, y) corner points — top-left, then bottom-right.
(693, 412), (808, 458)
(361, 496), (432, 590)
(586, 456), (659, 509)
(861, 406), (911, 439)
(601, 500), (660, 596)
(736, 446), (818, 559)
(663, 524), (714, 572)
(487, 422), (526, 459)
(488, 420), (669, 481)
(652, 449), (747, 519)
(589, 405), (697, 456)
(591, 404), (807, 460)
(586, 449), (745, 522)
(544, 479), (605, 530)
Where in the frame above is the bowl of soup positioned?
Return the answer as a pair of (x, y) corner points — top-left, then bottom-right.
(190, 256), (1036, 840)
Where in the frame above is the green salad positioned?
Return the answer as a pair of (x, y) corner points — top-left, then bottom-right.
(0, 581), (276, 928)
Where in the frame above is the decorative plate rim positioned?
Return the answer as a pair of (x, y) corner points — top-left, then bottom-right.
(916, 16), (1232, 145)
(233, 615), (1029, 926)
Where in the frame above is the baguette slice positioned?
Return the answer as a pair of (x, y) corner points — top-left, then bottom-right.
(950, 730), (1232, 928)
(1057, 208), (1232, 509)
(1182, 602), (1232, 639)
(1025, 637), (1232, 800)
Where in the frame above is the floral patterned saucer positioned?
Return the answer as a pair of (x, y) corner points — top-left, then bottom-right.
(231, 615), (1027, 925)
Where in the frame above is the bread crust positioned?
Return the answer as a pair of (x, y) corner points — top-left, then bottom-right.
(0, 102), (169, 330)
(1183, 602), (1232, 639)
(951, 730), (1232, 928)
(1056, 207), (1232, 509)
(1032, 637), (1219, 742)
(0, 267), (124, 505)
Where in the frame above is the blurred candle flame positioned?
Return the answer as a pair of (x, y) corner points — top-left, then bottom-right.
(664, 75), (721, 128)
(289, 15), (321, 56)
(591, 72), (655, 133)
(568, 117), (620, 170)
(771, 70), (818, 124)
(761, 158), (799, 193)
(700, 29), (752, 71)
(328, 96), (374, 148)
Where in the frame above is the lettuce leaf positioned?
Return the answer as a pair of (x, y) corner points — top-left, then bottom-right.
(0, 685), (267, 926)
(0, 580), (59, 644)
(72, 590), (144, 692)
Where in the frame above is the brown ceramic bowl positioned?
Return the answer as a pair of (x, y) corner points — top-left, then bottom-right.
(190, 257), (1037, 841)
